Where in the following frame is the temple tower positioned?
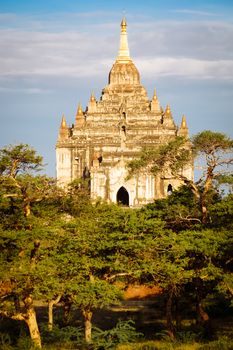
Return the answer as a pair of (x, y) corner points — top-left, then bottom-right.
(56, 18), (193, 206)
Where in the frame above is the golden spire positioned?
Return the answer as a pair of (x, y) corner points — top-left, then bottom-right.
(76, 103), (83, 116)
(58, 114), (69, 140)
(153, 88), (157, 100)
(181, 115), (187, 129)
(60, 114), (67, 128)
(164, 104), (172, 117)
(90, 92), (96, 102)
(178, 115), (189, 137)
(151, 88), (160, 112)
(117, 17), (130, 61)
(75, 103), (85, 128)
(88, 92), (97, 113)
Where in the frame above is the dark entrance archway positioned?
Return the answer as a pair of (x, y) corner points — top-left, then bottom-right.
(167, 184), (173, 195)
(116, 187), (129, 206)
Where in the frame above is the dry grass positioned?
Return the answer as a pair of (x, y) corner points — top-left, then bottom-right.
(117, 341), (200, 350)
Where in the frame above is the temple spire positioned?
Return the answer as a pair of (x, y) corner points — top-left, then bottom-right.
(61, 114), (67, 128)
(151, 88), (160, 113)
(58, 114), (69, 140)
(178, 115), (189, 137)
(76, 103), (83, 116)
(117, 17), (131, 62)
(75, 103), (85, 128)
(88, 92), (97, 113)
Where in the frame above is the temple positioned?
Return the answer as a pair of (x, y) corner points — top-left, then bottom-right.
(56, 18), (193, 207)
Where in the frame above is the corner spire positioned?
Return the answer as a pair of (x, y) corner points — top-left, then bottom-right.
(58, 114), (69, 140)
(163, 104), (176, 129)
(117, 17), (131, 62)
(75, 103), (85, 128)
(181, 115), (188, 129)
(151, 88), (160, 113)
(76, 103), (83, 116)
(61, 114), (67, 128)
(88, 92), (97, 113)
(164, 104), (172, 117)
(178, 115), (189, 137)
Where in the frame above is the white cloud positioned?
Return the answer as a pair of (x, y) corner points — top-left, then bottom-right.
(137, 57), (233, 80)
(172, 9), (218, 17)
(0, 86), (51, 94)
(0, 15), (233, 83)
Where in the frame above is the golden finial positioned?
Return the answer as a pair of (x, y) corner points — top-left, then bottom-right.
(61, 114), (67, 128)
(153, 88), (157, 99)
(181, 115), (188, 128)
(121, 17), (127, 33)
(76, 103), (83, 116)
(90, 92), (96, 102)
(165, 104), (171, 116)
(59, 114), (69, 140)
(178, 114), (189, 137)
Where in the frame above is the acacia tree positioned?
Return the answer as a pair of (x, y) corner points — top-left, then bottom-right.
(56, 201), (167, 343)
(0, 144), (61, 227)
(0, 229), (43, 348)
(0, 144), (64, 348)
(128, 131), (233, 224)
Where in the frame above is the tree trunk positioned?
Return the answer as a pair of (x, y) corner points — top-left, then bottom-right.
(201, 171), (213, 224)
(23, 296), (41, 348)
(62, 297), (72, 326)
(166, 290), (175, 339)
(194, 280), (213, 337)
(13, 294), (20, 312)
(174, 298), (182, 331)
(196, 300), (209, 324)
(82, 307), (93, 343)
(24, 202), (31, 217)
(48, 294), (62, 331)
(25, 307), (42, 349)
(48, 300), (54, 332)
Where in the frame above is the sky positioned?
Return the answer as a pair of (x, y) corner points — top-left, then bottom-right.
(0, 0), (233, 176)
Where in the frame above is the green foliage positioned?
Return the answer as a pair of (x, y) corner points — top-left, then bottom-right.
(0, 143), (43, 177)
(73, 280), (122, 310)
(40, 324), (83, 344)
(64, 178), (92, 217)
(90, 320), (143, 349)
(142, 186), (201, 231)
(198, 336), (233, 350)
(0, 141), (232, 347)
(192, 131), (233, 155)
(127, 136), (191, 178)
(209, 194), (233, 228)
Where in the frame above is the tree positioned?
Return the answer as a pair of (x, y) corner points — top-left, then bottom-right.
(128, 131), (233, 223)
(0, 143), (43, 178)
(0, 144), (65, 348)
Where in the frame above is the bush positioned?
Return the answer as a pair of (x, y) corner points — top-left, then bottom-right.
(40, 323), (83, 346)
(91, 320), (143, 349)
(198, 336), (233, 350)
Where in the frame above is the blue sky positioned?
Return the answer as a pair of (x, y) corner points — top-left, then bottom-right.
(0, 0), (233, 176)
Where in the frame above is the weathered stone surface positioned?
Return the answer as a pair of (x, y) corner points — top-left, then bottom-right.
(56, 19), (192, 207)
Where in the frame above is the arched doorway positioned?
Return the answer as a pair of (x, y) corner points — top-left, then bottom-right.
(167, 184), (173, 195)
(116, 187), (129, 206)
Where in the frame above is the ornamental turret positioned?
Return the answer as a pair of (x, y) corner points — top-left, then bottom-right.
(163, 104), (176, 129)
(178, 115), (189, 138)
(75, 103), (85, 128)
(88, 92), (97, 113)
(58, 114), (69, 140)
(150, 89), (161, 113)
